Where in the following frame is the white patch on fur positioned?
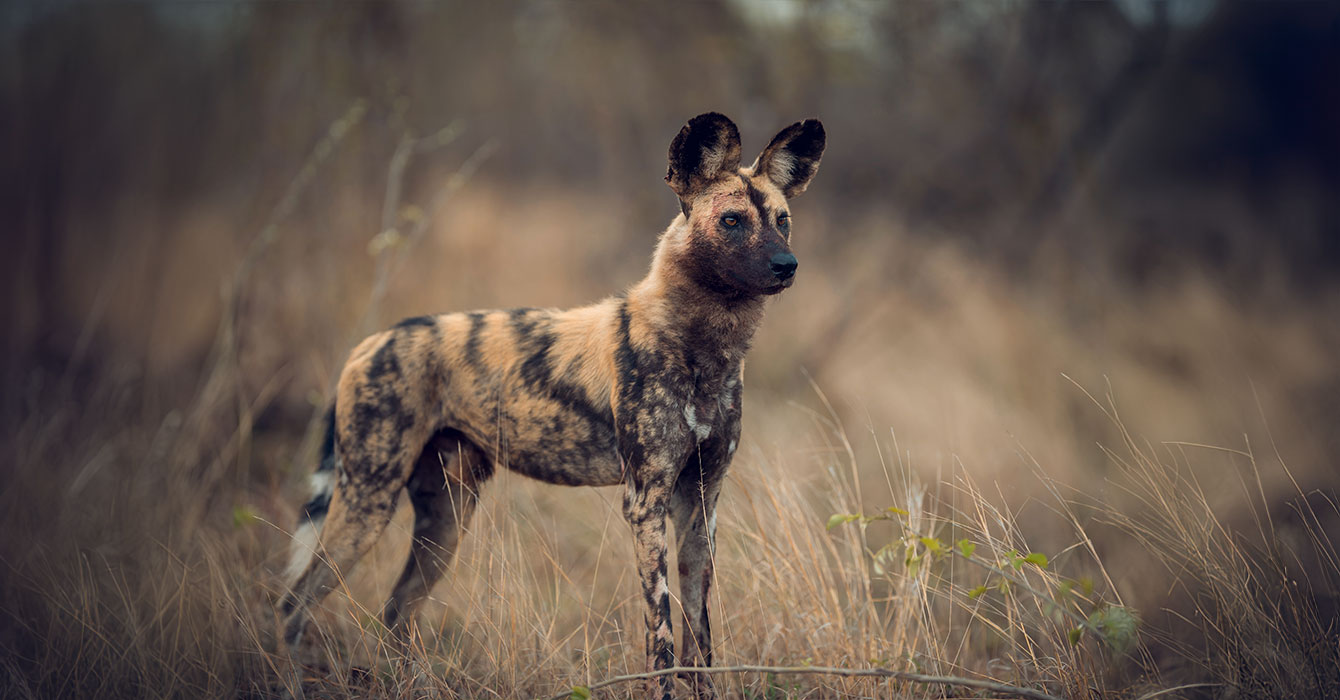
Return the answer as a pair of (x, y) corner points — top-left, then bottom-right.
(655, 575), (670, 600)
(719, 376), (738, 413)
(285, 471), (334, 582)
(727, 439), (737, 456)
(683, 404), (711, 442)
(309, 470), (334, 496)
(286, 520), (320, 583)
(768, 151), (796, 187)
(702, 145), (730, 179)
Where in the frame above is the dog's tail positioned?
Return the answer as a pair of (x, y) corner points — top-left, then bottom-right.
(286, 403), (339, 582)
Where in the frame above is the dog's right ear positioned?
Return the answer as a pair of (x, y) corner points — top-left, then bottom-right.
(753, 119), (825, 199)
(666, 113), (742, 211)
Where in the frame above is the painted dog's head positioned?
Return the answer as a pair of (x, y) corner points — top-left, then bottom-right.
(664, 112), (825, 301)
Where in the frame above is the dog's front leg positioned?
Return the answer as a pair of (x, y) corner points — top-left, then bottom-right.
(669, 435), (734, 700)
(623, 460), (676, 700)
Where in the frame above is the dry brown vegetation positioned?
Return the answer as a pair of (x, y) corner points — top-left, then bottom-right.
(3, 3), (1338, 699)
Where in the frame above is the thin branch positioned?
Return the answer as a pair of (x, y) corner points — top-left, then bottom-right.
(362, 132), (493, 335)
(175, 99), (368, 486)
(948, 549), (1097, 634)
(867, 512), (1100, 636)
(1135, 683), (1224, 700)
(542, 664), (1063, 700)
(292, 125), (495, 469)
(193, 99), (369, 405)
(368, 119), (464, 328)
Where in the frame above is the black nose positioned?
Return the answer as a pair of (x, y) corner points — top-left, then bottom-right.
(770, 252), (798, 281)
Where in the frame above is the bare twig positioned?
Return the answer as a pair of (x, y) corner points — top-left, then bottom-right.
(365, 120), (466, 332)
(292, 124), (496, 469)
(858, 509), (1101, 638)
(362, 131), (494, 335)
(215, 100), (370, 382)
(541, 664), (1063, 700)
(1135, 683), (1224, 700)
(175, 100), (368, 496)
(189, 100), (368, 414)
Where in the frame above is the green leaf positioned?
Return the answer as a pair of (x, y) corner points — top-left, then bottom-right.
(1068, 627), (1083, 646)
(886, 506), (909, 516)
(1023, 552), (1049, 569)
(826, 513), (860, 531)
(956, 539), (976, 559)
(1080, 577), (1094, 596)
(570, 686), (591, 700)
(1089, 606), (1140, 653)
(399, 203), (425, 224)
(367, 228), (405, 256)
(873, 544), (896, 576)
(919, 537), (944, 557)
(967, 585), (989, 600)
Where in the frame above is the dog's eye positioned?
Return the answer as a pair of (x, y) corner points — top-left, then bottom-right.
(721, 215), (739, 228)
(777, 213), (790, 227)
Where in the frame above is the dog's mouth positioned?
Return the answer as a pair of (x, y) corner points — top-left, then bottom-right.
(761, 278), (794, 295)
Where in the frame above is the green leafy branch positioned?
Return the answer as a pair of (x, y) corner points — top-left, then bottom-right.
(827, 508), (1137, 653)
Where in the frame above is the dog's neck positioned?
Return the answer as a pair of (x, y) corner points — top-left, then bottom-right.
(625, 218), (768, 376)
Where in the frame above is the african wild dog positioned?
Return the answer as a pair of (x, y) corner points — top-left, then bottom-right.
(280, 112), (824, 699)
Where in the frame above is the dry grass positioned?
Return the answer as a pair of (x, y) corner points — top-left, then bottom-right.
(3, 301), (1337, 699)
(3, 122), (1338, 700)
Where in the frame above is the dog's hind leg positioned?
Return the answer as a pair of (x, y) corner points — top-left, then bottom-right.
(383, 433), (492, 643)
(280, 437), (419, 649)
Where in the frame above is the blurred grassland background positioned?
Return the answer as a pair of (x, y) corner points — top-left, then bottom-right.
(1, 2), (1339, 698)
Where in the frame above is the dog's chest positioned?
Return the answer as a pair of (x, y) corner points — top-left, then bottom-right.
(681, 369), (738, 443)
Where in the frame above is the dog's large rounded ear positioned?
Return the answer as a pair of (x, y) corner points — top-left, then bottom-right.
(753, 119), (825, 198)
(666, 113), (743, 205)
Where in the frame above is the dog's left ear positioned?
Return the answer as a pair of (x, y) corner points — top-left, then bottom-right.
(752, 119), (826, 198)
(667, 113), (743, 206)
